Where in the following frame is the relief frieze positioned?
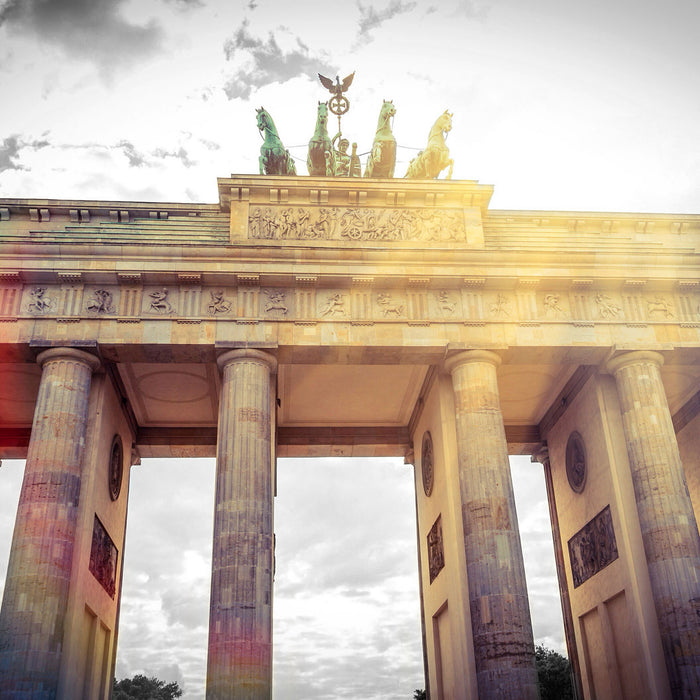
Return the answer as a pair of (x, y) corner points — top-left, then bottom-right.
(568, 505), (619, 588)
(207, 289), (232, 314)
(147, 287), (176, 314)
(89, 515), (118, 598)
(376, 293), (405, 317)
(319, 293), (347, 317)
(595, 293), (622, 319)
(437, 291), (457, 315)
(86, 288), (115, 314)
(543, 293), (568, 319)
(28, 286), (54, 314)
(11, 283), (699, 326)
(263, 290), (288, 315)
(428, 515), (445, 583)
(646, 296), (674, 319)
(249, 205), (466, 242)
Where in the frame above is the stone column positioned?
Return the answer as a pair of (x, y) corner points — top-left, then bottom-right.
(206, 349), (277, 700)
(444, 350), (539, 699)
(532, 447), (584, 700)
(606, 350), (700, 697)
(0, 347), (100, 698)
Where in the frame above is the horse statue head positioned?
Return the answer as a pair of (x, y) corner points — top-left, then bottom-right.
(256, 106), (296, 176)
(376, 100), (396, 135)
(307, 101), (334, 176)
(429, 110), (453, 145)
(404, 109), (454, 180)
(364, 99), (397, 178)
(256, 107), (273, 136)
(316, 101), (328, 129)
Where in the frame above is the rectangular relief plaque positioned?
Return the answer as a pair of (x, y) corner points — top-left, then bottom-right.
(428, 515), (445, 583)
(89, 515), (118, 598)
(568, 504), (618, 588)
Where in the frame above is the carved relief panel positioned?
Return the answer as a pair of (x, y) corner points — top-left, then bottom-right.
(248, 205), (467, 243)
(89, 515), (118, 598)
(86, 288), (116, 315)
(428, 515), (445, 583)
(568, 505), (619, 588)
(144, 287), (176, 315)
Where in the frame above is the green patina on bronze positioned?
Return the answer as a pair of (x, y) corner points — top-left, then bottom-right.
(256, 74), (455, 179)
(364, 99), (397, 179)
(256, 107), (297, 176)
(307, 102), (334, 177)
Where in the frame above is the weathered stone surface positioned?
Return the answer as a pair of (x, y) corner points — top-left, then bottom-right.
(1, 175), (699, 698)
(444, 350), (539, 699)
(606, 350), (700, 698)
(0, 347), (100, 698)
(206, 349), (277, 700)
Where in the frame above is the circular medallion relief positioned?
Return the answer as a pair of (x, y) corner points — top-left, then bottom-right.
(566, 431), (587, 494)
(109, 435), (123, 501)
(421, 431), (434, 497)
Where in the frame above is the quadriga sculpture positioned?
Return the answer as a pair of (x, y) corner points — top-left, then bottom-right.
(307, 101), (334, 177)
(364, 100), (397, 178)
(404, 110), (454, 180)
(256, 107), (297, 176)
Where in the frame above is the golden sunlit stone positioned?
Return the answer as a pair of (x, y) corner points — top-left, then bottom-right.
(0, 173), (699, 698)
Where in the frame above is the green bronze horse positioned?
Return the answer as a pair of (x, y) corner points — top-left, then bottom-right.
(307, 101), (335, 177)
(364, 100), (397, 179)
(404, 110), (454, 180)
(256, 107), (296, 176)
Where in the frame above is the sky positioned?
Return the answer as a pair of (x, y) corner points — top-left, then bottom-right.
(0, 0), (698, 697)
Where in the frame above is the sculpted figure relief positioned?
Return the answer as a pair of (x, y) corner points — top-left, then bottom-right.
(28, 287), (53, 314)
(377, 293), (404, 317)
(544, 293), (567, 318)
(490, 294), (511, 317)
(208, 290), (231, 314)
(87, 289), (114, 314)
(568, 505), (619, 588)
(427, 515), (445, 583)
(404, 110), (454, 180)
(438, 291), (456, 314)
(320, 293), (346, 317)
(264, 290), (288, 314)
(248, 206), (465, 242)
(595, 293), (621, 319)
(647, 296), (674, 318)
(149, 288), (174, 314)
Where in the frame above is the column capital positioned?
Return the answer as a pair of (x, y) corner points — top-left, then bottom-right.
(36, 346), (101, 373)
(604, 349), (664, 375)
(216, 348), (278, 374)
(531, 445), (550, 466)
(444, 349), (501, 375)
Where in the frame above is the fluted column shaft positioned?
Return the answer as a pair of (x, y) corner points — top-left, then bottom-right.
(0, 348), (100, 699)
(206, 349), (277, 700)
(606, 351), (700, 698)
(445, 350), (539, 699)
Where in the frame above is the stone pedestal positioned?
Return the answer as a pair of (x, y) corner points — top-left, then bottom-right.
(606, 351), (700, 697)
(206, 349), (277, 700)
(444, 350), (539, 699)
(0, 347), (100, 699)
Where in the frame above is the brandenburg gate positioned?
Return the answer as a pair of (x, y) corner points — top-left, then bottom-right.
(0, 172), (699, 699)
